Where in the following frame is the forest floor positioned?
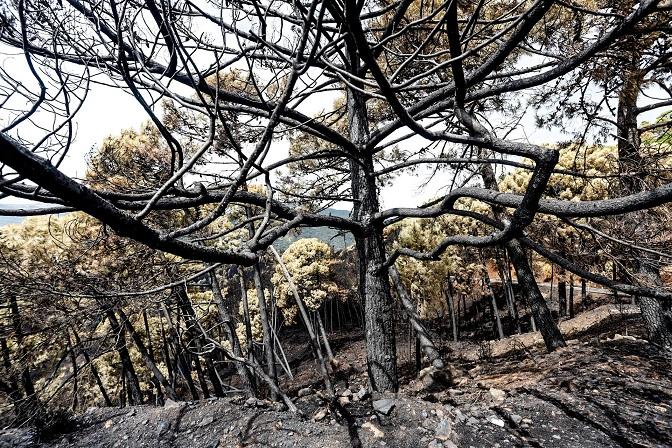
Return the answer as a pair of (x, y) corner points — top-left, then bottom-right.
(1, 305), (670, 448)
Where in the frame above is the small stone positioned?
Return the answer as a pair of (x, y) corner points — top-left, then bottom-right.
(245, 397), (258, 407)
(297, 387), (314, 397)
(340, 389), (353, 398)
(164, 399), (183, 409)
(467, 417), (479, 426)
(156, 420), (171, 437)
(373, 398), (396, 416)
(338, 396), (350, 406)
(487, 416), (505, 428)
(354, 387), (370, 402)
(199, 416), (215, 427)
(510, 414), (523, 426)
(435, 419), (452, 440)
(419, 366), (452, 392)
(443, 441), (458, 448)
(126, 409), (136, 417)
(488, 388), (506, 403)
(428, 440), (443, 448)
(270, 402), (286, 412)
(362, 421), (385, 438)
(312, 408), (328, 422)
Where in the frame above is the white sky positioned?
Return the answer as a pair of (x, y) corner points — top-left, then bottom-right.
(0, 45), (669, 212)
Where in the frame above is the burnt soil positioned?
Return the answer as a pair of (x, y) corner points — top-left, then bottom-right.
(1, 311), (670, 448)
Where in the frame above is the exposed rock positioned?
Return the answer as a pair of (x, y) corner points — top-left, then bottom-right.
(361, 421), (385, 438)
(270, 401), (286, 412)
(156, 420), (171, 438)
(419, 366), (453, 392)
(488, 388), (506, 403)
(434, 419), (452, 440)
(312, 408), (328, 422)
(198, 416), (215, 427)
(373, 398), (396, 416)
(510, 414), (523, 426)
(163, 399), (183, 409)
(353, 387), (370, 402)
(297, 387), (314, 397)
(487, 416), (505, 428)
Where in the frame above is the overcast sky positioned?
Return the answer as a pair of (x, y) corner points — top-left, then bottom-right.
(1, 46), (668, 212)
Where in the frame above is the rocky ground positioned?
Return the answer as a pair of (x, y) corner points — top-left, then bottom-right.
(1, 307), (670, 448)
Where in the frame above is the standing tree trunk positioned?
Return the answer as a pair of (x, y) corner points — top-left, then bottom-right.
(66, 331), (79, 411)
(106, 309), (143, 405)
(616, 49), (672, 351)
(558, 279), (567, 318)
(8, 295), (35, 403)
(479, 165), (565, 351)
(568, 277), (575, 319)
(346, 49), (397, 391)
(116, 307), (178, 401)
(243, 205), (278, 399)
(496, 250), (520, 334)
(389, 266), (444, 368)
(445, 275), (459, 342)
(209, 270), (257, 396)
(483, 271), (504, 340)
(71, 328), (112, 406)
(581, 278), (587, 310)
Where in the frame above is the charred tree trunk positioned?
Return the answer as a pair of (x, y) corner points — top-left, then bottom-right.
(389, 266), (444, 368)
(243, 212), (278, 400)
(270, 246), (334, 395)
(1, 337), (23, 416)
(66, 331), (79, 411)
(209, 270), (257, 396)
(106, 309), (143, 405)
(8, 295), (35, 403)
(116, 307), (178, 401)
(479, 166), (565, 351)
(161, 303), (199, 400)
(568, 277), (575, 319)
(617, 51), (672, 352)
(346, 48), (397, 391)
(445, 275), (459, 342)
(558, 280), (567, 318)
(508, 241), (565, 350)
(71, 328), (112, 406)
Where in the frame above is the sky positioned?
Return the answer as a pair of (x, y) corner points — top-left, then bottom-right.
(0, 42), (669, 215)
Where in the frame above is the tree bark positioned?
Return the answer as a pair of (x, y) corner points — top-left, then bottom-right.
(347, 65), (397, 391)
(445, 275), (459, 342)
(616, 50), (672, 351)
(507, 242), (565, 349)
(389, 266), (444, 368)
(209, 270), (257, 396)
(242, 205), (279, 399)
(71, 328), (112, 406)
(116, 307), (178, 400)
(479, 165), (565, 350)
(558, 280), (567, 317)
(568, 277), (575, 319)
(106, 309), (143, 405)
